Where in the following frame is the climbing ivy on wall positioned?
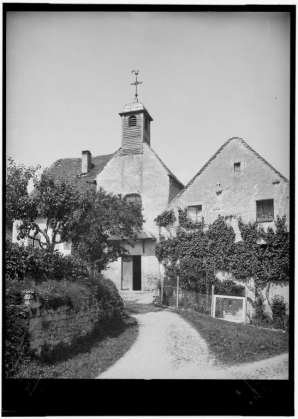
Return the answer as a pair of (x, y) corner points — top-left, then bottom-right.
(155, 213), (289, 301)
(178, 207), (205, 230)
(154, 209), (176, 228)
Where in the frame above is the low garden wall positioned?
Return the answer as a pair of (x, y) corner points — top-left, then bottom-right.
(24, 291), (120, 355)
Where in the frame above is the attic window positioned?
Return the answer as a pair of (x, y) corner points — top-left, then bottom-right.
(124, 193), (142, 205)
(128, 115), (137, 127)
(187, 205), (202, 221)
(256, 199), (274, 222)
(234, 162), (241, 172)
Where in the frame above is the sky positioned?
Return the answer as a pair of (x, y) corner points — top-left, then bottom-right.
(6, 11), (291, 185)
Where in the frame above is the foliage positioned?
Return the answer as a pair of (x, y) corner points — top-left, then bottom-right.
(4, 273), (125, 377)
(271, 295), (287, 329)
(71, 187), (144, 272)
(250, 289), (272, 327)
(4, 298), (31, 378)
(154, 209), (176, 228)
(178, 207), (205, 230)
(5, 239), (88, 283)
(213, 279), (245, 297)
(84, 273), (124, 310)
(6, 157), (40, 229)
(7, 159), (81, 254)
(156, 214), (289, 311)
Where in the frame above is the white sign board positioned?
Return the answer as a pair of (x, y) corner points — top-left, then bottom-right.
(212, 294), (246, 323)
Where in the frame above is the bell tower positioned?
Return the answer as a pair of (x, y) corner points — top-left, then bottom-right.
(119, 71), (153, 155)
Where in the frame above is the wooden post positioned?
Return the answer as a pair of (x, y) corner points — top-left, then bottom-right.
(211, 285), (214, 317)
(161, 274), (163, 305)
(177, 276), (179, 309)
(244, 284), (248, 324)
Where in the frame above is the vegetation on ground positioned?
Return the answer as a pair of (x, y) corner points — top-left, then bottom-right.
(178, 309), (288, 366)
(13, 311), (138, 379)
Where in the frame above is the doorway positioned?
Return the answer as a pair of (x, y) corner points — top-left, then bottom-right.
(122, 255), (142, 290)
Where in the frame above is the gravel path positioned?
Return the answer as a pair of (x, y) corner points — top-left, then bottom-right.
(96, 293), (289, 380)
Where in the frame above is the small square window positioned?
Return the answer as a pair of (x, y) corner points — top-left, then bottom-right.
(234, 162), (241, 172)
(256, 199), (274, 222)
(187, 205), (202, 221)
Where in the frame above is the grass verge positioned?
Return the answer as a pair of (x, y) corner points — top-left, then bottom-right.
(178, 309), (289, 366)
(14, 312), (138, 379)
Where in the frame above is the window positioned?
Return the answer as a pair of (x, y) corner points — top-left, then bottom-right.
(27, 234), (41, 249)
(256, 199), (274, 222)
(234, 162), (241, 172)
(128, 115), (137, 127)
(125, 194), (142, 205)
(187, 205), (202, 221)
(144, 117), (149, 132)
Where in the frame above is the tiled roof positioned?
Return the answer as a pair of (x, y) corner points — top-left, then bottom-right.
(45, 153), (115, 193)
(170, 137), (289, 205)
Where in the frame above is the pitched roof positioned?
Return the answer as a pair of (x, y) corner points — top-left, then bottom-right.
(107, 229), (156, 241)
(170, 137), (289, 205)
(32, 140), (184, 196)
(144, 143), (184, 188)
(42, 153), (115, 194)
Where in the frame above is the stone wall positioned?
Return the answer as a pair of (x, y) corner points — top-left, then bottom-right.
(24, 291), (118, 355)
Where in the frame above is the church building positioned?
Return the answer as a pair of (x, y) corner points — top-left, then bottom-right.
(13, 74), (184, 292)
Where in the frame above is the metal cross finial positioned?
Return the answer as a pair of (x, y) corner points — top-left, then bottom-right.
(131, 70), (142, 102)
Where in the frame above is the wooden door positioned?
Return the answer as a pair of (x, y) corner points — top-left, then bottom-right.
(122, 256), (133, 290)
(133, 256), (142, 291)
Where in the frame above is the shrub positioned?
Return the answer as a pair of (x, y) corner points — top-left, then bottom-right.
(271, 295), (287, 329)
(83, 273), (124, 309)
(5, 281), (31, 378)
(250, 291), (272, 327)
(5, 239), (89, 283)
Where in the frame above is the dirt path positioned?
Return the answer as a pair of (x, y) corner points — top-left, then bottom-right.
(96, 292), (288, 380)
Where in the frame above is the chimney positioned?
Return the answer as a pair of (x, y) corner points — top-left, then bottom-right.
(82, 150), (92, 174)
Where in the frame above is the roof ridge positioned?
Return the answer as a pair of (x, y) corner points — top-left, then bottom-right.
(170, 137), (288, 205)
(143, 143), (184, 188)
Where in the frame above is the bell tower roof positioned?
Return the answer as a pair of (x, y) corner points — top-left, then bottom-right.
(119, 101), (153, 121)
(118, 71), (153, 155)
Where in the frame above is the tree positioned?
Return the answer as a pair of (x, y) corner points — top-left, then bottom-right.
(6, 158), (144, 267)
(7, 163), (81, 254)
(6, 157), (39, 229)
(71, 188), (144, 272)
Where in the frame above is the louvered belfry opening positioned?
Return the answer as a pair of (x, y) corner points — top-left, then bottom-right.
(128, 115), (137, 127)
(119, 101), (153, 155)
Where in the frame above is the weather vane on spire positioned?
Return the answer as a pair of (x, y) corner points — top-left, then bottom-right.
(131, 70), (142, 102)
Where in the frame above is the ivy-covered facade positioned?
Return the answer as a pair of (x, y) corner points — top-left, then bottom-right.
(157, 137), (290, 317)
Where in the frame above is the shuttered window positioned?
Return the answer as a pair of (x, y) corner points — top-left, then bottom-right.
(128, 115), (137, 127)
(256, 199), (274, 222)
(125, 194), (142, 205)
(187, 205), (202, 221)
(27, 234), (41, 248)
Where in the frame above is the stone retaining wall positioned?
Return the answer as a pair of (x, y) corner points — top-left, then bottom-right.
(24, 291), (118, 355)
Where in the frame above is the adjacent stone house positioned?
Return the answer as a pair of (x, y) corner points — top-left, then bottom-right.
(164, 137), (290, 312)
(13, 98), (184, 292)
(167, 137), (289, 228)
